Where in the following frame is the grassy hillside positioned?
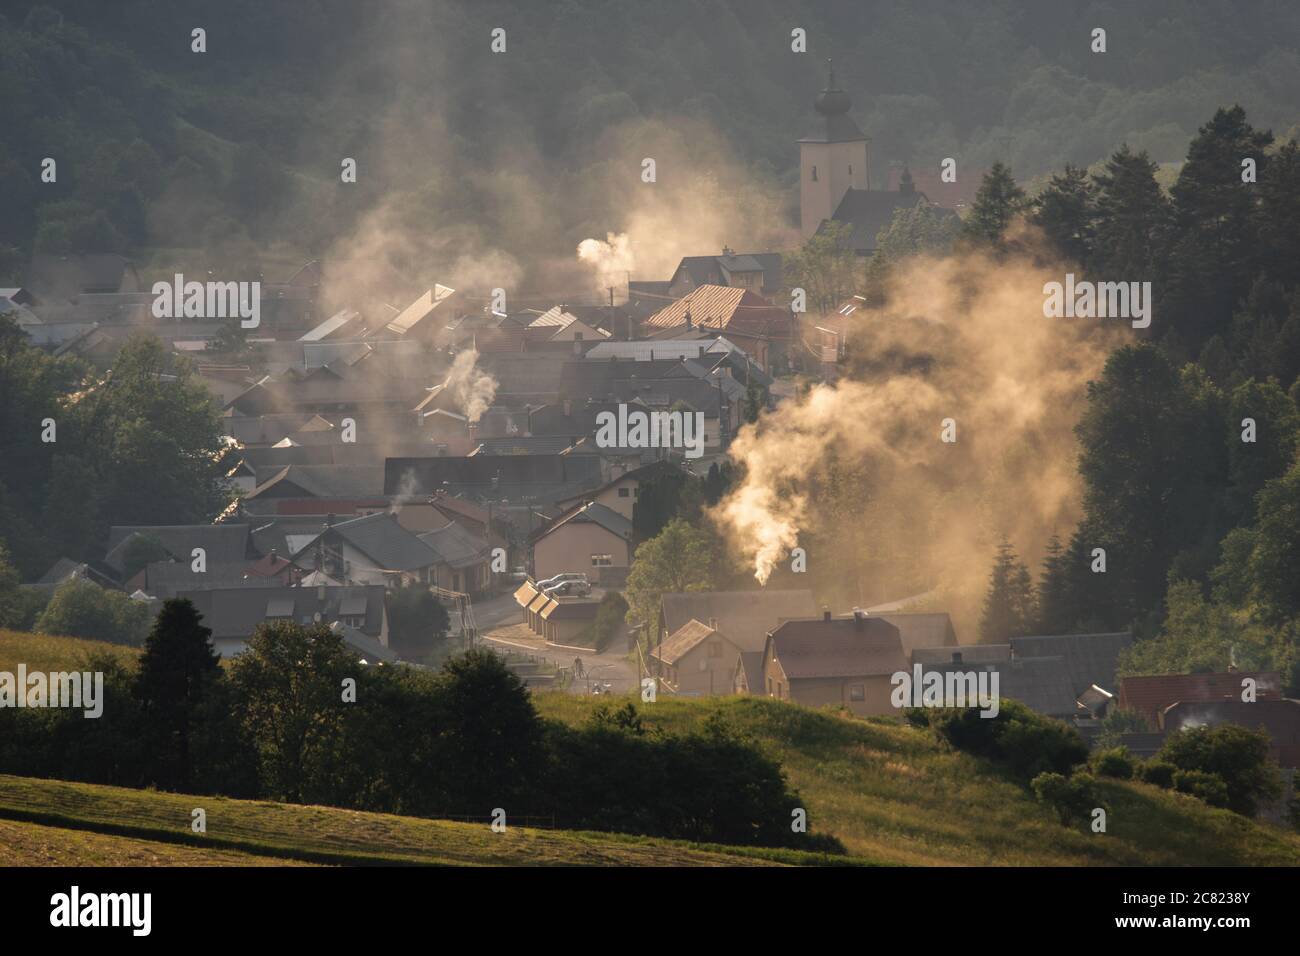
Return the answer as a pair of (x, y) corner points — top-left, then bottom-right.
(5, 629), (1297, 866)
(534, 694), (1300, 866)
(0, 775), (840, 867)
(0, 817), (314, 867)
(0, 629), (140, 674)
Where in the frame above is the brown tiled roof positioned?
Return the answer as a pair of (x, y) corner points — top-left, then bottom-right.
(1119, 671), (1281, 725)
(768, 616), (906, 679)
(651, 618), (720, 666)
(661, 589), (816, 653)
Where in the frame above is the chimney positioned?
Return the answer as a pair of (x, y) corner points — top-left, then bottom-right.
(685, 309), (693, 331)
(708, 617), (718, 630)
(852, 607), (866, 631)
(822, 607), (831, 622)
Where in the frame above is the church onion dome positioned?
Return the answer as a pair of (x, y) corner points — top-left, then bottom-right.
(814, 62), (852, 116)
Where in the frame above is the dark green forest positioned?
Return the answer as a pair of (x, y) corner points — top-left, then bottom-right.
(3, 0), (1300, 281)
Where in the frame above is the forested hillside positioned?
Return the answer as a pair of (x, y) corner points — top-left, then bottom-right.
(3, 0), (1300, 283)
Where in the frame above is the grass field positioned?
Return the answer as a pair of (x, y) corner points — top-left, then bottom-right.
(0, 629), (140, 675)
(533, 693), (1300, 866)
(0, 775), (846, 867)
(0, 818), (315, 867)
(5, 628), (1298, 866)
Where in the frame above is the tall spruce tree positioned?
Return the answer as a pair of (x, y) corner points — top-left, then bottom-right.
(978, 539), (1035, 643)
(962, 162), (1027, 249)
(1030, 164), (1095, 266)
(1090, 145), (1169, 280)
(134, 598), (223, 790)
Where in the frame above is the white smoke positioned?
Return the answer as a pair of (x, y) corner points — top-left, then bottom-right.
(577, 232), (637, 300)
(445, 348), (497, 423)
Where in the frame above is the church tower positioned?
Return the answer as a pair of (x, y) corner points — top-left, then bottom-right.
(799, 59), (868, 239)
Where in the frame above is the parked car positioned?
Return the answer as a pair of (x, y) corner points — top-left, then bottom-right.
(536, 571), (589, 591)
(544, 578), (591, 597)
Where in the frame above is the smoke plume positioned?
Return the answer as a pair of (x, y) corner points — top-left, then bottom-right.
(711, 236), (1127, 637)
(445, 348), (497, 423)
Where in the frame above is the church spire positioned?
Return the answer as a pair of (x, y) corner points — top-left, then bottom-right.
(814, 57), (851, 117)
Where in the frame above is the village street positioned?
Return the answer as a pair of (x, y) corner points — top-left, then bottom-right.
(473, 591), (640, 695)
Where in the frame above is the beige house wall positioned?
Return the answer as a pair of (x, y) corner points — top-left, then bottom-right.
(534, 523), (628, 582)
(661, 635), (742, 696)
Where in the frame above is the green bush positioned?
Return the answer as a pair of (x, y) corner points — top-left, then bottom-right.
(36, 579), (152, 646)
(1158, 724), (1283, 816)
(927, 698), (1089, 779)
(1092, 746), (1135, 779)
(1173, 769), (1231, 809)
(1139, 760), (1177, 789)
(1032, 771), (1103, 827)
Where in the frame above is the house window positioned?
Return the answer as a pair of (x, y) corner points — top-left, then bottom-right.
(848, 164), (853, 175)
(810, 165), (818, 181)
(618, 487), (630, 498)
(766, 677), (773, 695)
(591, 554), (613, 567)
(708, 642), (723, 658)
(849, 684), (865, 702)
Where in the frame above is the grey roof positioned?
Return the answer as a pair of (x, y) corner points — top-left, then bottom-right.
(474, 435), (582, 456)
(921, 655), (1078, 718)
(1010, 632), (1133, 696)
(105, 524), (251, 573)
(383, 454), (603, 496)
(418, 520), (490, 569)
(247, 464), (386, 499)
(538, 501), (633, 544)
(912, 644), (1011, 665)
(660, 589), (816, 653)
(173, 584), (385, 641)
(249, 517), (335, 559)
(873, 613), (958, 655)
(315, 512), (440, 571)
(823, 189), (955, 254)
(334, 623), (399, 663)
(142, 559), (278, 599)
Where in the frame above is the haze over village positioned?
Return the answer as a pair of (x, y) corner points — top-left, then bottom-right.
(2, 1), (1300, 891)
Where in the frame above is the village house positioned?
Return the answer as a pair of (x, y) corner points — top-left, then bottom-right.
(641, 284), (791, 371)
(1117, 671), (1283, 727)
(173, 584), (389, 660)
(761, 609), (908, 716)
(650, 618), (745, 696)
(531, 501), (633, 585)
(651, 589), (817, 694)
(294, 512), (441, 588)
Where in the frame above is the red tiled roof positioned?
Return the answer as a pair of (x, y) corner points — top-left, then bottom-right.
(1119, 671), (1281, 725)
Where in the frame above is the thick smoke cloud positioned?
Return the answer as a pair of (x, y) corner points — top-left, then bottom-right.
(711, 234), (1128, 637)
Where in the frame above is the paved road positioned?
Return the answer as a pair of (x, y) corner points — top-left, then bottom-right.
(473, 591), (639, 695)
